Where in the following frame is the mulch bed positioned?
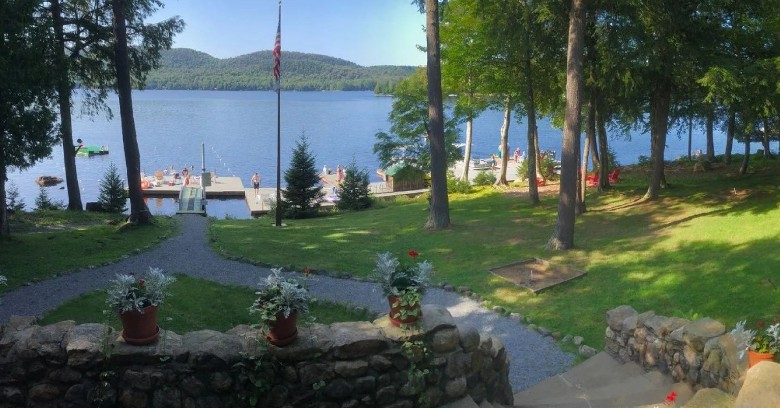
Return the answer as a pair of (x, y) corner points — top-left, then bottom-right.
(489, 258), (586, 293)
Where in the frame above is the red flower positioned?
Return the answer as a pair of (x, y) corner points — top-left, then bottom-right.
(408, 250), (419, 258)
(138, 279), (145, 287)
(757, 321), (765, 328)
(665, 391), (677, 403)
(303, 267), (311, 277)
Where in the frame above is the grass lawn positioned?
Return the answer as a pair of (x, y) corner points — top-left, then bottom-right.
(210, 156), (780, 348)
(39, 275), (375, 333)
(0, 212), (176, 292)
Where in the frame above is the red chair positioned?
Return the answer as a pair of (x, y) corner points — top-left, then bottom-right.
(586, 172), (599, 186)
(536, 178), (546, 187)
(608, 168), (621, 184)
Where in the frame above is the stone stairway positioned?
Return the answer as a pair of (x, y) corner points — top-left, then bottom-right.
(510, 352), (694, 408)
(440, 352), (694, 408)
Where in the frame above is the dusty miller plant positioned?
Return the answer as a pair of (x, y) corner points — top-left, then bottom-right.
(105, 267), (176, 313)
(249, 268), (310, 329)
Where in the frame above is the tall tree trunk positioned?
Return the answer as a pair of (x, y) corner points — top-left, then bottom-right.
(739, 133), (750, 175)
(578, 124), (589, 215)
(461, 112), (473, 182)
(725, 110), (735, 164)
(547, 0), (585, 251)
(706, 107), (715, 161)
(423, 0), (450, 230)
(643, 80), (671, 200)
(495, 96), (510, 186)
(596, 104), (609, 190)
(579, 97), (595, 214)
(761, 118), (774, 159)
(52, 0), (83, 211)
(687, 115), (692, 160)
(522, 0), (540, 204)
(0, 145), (8, 237)
(113, 0), (151, 224)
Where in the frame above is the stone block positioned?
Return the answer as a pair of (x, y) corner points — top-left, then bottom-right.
(458, 327), (480, 353)
(734, 361), (780, 408)
(606, 305), (637, 331)
(430, 328), (459, 353)
(684, 318), (726, 352)
(421, 305), (456, 333)
(334, 360), (369, 377)
(330, 322), (390, 359)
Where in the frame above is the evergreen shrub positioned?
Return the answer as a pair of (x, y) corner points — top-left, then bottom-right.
(97, 163), (128, 213)
(282, 134), (324, 219)
(337, 158), (372, 211)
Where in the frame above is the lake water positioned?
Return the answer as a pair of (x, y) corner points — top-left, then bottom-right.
(7, 90), (749, 218)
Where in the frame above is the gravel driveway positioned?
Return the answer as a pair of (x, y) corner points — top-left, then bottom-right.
(0, 215), (574, 391)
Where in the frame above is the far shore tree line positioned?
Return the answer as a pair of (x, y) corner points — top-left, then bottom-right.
(3, 0), (780, 252)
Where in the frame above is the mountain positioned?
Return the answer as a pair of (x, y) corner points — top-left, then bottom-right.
(143, 48), (417, 92)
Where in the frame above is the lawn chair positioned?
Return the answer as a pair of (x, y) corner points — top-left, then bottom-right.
(586, 172), (599, 186)
(608, 168), (621, 184)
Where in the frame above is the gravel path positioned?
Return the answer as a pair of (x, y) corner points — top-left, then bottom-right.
(0, 215), (574, 391)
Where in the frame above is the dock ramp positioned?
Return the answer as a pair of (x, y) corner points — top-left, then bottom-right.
(177, 186), (206, 215)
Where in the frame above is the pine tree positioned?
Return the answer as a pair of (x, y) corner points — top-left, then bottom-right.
(97, 162), (127, 213)
(337, 158), (372, 211)
(282, 134), (324, 219)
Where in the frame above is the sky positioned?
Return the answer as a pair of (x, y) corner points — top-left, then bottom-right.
(151, 0), (427, 67)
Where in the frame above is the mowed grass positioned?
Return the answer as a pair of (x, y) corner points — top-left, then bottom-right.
(39, 275), (375, 333)
(0, 212), (177, 291)
(210, 157), (780, 348)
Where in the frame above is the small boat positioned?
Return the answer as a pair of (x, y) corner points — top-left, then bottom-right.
(35, 176), (63, 187)
(76, 145), (109, 157)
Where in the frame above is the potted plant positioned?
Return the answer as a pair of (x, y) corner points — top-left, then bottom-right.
(249, 268), (310, 346)
(373, 250), (433, 328)
(106, 267), (176, 345)
(731, 320), (780, 367)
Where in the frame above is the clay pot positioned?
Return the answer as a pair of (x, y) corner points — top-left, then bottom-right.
(267, 310), (298, 346)
(387, 295), (421, 327)
(747, 350), (776, 368)
(119, 305), (159, 345)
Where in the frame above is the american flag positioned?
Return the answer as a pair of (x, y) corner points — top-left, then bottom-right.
(273, 1), (281, 90)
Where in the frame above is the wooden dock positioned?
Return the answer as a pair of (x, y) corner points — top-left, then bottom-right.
(138, 173), (426, 217)
(140, 175), (246, 197)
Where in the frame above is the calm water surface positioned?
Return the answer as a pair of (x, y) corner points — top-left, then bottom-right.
(7, 90), (746, 218)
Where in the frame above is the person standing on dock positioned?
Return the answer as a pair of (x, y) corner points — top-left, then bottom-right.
(252, 172), (261, 197)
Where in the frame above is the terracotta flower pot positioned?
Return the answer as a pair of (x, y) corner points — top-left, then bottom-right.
(747, 349), (776, 367)
(119, 305), (160, 345)
(387, 295), (421, 327)
(267, 310), (298, 347)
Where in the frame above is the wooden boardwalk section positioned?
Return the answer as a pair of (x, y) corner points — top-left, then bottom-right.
(176, 186), (206, 215)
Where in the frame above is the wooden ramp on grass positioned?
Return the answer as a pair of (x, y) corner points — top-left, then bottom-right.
(176, 186), (206, 215)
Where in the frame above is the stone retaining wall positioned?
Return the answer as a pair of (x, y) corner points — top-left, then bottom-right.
(605, 305), (745, 394)
(0, 305), (513, 407)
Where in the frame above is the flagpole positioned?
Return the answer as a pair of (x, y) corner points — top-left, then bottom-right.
(274, 0), (282, 227)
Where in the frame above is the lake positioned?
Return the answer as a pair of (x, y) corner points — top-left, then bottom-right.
(7, 90), (746, 218)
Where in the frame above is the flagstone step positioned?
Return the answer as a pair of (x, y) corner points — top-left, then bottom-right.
(512, 352), (694, 408)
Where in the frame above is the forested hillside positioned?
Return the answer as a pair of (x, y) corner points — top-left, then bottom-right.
(143, 48), (416, 92)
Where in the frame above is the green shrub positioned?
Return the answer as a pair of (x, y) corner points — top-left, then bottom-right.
(473, 171), (496, 186)
(282, 134), (324, 219)
(447, 176), (472, 194)
(97, 163), (128, 213)
(338, 158), (372, 211)
(5, 182), (25, 212)
(34, 187), (64, 211)
(516, 153), (559, 180)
